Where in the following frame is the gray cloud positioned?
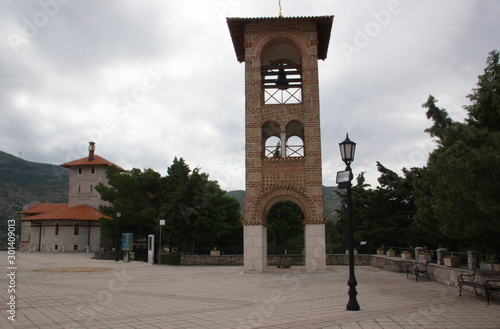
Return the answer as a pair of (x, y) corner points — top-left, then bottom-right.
(1, 0), (499, 190)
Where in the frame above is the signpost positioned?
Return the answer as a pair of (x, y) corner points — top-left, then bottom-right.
(159, 219), (165, 265)
(148, 234), (154, 266)
(122, 233), (133, 262)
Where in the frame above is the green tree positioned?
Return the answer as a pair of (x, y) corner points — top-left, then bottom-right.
(332, 164), (424, 252)
(414, 50), (500, 253)
(96, 166), (161, 241)
(159, 157), (241, 253)
(267, 201), (304, 254)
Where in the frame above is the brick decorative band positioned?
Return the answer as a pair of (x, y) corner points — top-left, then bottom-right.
(244, 183), (323, 226)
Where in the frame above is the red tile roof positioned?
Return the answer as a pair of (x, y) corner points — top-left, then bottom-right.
(21, 204), (110, 221)
(226, 15), (334, 62)
(20, 203), (68, 215)
(60, 154), (125, 171)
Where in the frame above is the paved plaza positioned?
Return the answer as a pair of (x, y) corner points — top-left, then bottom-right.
(1, 252), (499, 329)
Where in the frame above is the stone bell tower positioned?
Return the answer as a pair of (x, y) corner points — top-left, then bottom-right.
(227, 15), (333, 272)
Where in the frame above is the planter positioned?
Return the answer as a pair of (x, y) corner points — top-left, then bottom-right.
(386, 250), (396, 257)
(401, 253), (411, 260)
(444, 257), (460, 268)
(210, 250), (220, 256)
(480, 263), (494, 271)
(419, 254), (432, 262)
(277, 264), (290, 268)
(377, 250), (385, 255)
(493, 264), (500, 272)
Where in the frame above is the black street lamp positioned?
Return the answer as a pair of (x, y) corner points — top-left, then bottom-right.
(337, 133), (360, 311)
(115, 211), (121, 262)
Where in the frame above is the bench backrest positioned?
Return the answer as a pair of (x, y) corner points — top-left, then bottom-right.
(416, 260), (428, 271)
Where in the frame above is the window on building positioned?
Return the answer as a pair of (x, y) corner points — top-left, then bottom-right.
(78, 167), (83, 175)
(90, 185), (93, 193)
(90, 167), (96, 174)
(78, 185), (81, 193)
(73, 245), (79, 251)
(262, 121), (282, 158)
(74, 223), (79, 235)
(55, 223), (59, 235)
(53, 244), (59, 251)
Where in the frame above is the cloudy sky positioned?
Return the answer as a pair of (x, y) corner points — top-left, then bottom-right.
(1, 0), (499, 191)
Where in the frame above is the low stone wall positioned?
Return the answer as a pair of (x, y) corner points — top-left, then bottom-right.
(94, 250), (126, 260)
(180, 255), (243, 266)
(369, 255), (413, 273)
(327, 254), (371, 266)
(268, 255), (304, 266)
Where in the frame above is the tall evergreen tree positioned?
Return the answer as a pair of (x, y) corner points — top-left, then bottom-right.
(414, 50), (500, 253)
(159, 157), (241, 253)
(96, 166), (161, 241)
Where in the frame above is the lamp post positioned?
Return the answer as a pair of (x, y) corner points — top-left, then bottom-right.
(115, 211), (121, 262)
(337, 133), (360, 311)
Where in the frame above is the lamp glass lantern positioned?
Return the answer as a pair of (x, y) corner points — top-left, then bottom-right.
(339, 134), (356, 165)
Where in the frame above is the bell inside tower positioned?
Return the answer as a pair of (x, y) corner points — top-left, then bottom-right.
(261, 40), (302, 104)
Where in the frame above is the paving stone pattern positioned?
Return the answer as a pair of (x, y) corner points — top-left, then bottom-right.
(1, 252), (499, 328)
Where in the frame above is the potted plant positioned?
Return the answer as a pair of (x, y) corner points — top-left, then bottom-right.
(210, 247), (220, 256)
(444, 254), (460, 268)
(386, 248), (396, 257)
(480, 255), (498, 271)
(377, 246), (385, 255)
(401, 250), (411, 260)
(419, 249), (432, 261)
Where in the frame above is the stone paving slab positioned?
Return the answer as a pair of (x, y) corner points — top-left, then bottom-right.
(1, 252), (499, 328)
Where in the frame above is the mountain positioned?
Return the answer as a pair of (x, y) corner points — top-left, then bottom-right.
(0, 151), (69, 248)
(227, 186), (342, 221)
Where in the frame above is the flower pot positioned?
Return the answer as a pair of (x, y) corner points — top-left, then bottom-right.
(493, 264), (500, 272)
(377, 250), (385, 255)
(210, 250), (220, 256)
(401, 253), (411, 260)
(444, 257), (459, 268)
(480, 263), (494, 271)
(419, 254), (432, 262)
(386, 251), (396, 257)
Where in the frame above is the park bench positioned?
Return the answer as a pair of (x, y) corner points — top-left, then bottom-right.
(457, 270), (500, 305)
(406, 260), (430, 282)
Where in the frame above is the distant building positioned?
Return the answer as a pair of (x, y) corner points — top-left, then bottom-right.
(20, 142), (125, 252)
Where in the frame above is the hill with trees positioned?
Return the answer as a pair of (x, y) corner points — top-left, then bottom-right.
(0, 151), (68, 248)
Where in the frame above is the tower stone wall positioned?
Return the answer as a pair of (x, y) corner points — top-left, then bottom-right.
(228, 16), (333, 272)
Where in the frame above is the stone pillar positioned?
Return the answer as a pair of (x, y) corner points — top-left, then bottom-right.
(468, 251), (478, 270)
(436, 248), (448, 265)
(244, 225), (267, 273)
(415, 247), (424, 260)
(305, 224), (326, 272)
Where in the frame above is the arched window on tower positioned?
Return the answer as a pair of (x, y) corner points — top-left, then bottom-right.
(261, 40), (302, 105)
(262, 121), (282, 158)
(285, 121), (305, 158)
(286, 136), (304, 157)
